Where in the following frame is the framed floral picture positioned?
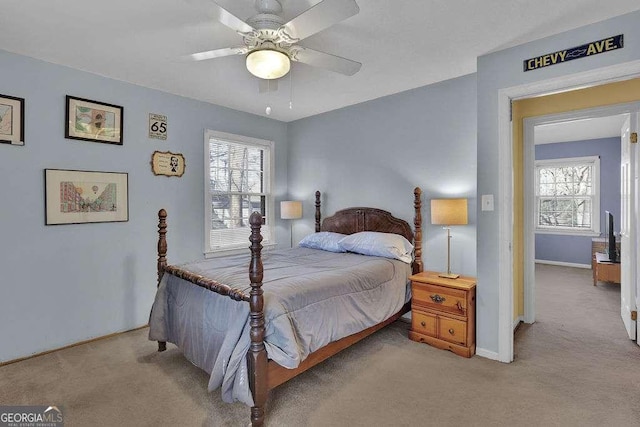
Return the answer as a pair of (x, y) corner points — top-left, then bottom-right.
(0, 94), (25, 146)
(45, 169), (129, 225)
(65, 95), (123, 145)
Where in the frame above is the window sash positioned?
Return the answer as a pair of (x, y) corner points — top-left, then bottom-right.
(204, 130), (274, 253)
(534, 156), (599, 234)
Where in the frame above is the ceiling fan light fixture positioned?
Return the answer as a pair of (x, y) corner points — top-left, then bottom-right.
(246, 49), (290, 80)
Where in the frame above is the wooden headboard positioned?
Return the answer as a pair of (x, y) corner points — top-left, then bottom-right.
(321, 207), (414, 242)
(313, 188), (423, 273)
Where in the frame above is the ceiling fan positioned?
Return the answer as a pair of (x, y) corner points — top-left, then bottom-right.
(189, 0), (362, 80)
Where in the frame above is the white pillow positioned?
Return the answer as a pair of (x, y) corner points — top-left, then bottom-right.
(338, 231), (414, 263)
(298, 232), (347, 253)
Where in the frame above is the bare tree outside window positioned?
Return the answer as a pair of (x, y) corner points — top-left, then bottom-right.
(535, 156), (599, 234)
(206, 134), (272, 251)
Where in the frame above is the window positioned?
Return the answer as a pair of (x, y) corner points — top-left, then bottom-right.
(204, 130), (274, 254)
(535, 156), (600, 235)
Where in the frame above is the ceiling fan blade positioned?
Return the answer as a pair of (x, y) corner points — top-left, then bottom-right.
(280, 0), (359, 42)
(187, 46), (248, 61)
(293, 47), (361, 76)
(210, 1), (254, 34)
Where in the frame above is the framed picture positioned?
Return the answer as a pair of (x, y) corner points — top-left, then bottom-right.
(0, 94), (25, 146)
(45, 169), (128, 225)
(65, 95), (123, 145)
(151, 151), (185, 177)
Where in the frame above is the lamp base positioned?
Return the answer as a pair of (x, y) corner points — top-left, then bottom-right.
(438, 272), (460, 279)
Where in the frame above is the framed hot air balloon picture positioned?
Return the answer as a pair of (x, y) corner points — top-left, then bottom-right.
(44, 169), (128, 225)
(65, 96), (123, 145)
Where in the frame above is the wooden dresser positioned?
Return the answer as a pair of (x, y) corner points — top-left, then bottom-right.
(408, 271), (476, 358)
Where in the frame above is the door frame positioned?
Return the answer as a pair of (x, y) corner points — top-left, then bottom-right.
(497, 59), (640, 363)
(523, 103), (640, 324)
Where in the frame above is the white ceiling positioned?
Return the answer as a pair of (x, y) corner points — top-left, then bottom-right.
(535, 114), (628, 144)
(1, 0), (639, 122)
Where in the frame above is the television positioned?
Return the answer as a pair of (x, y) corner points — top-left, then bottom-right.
(604, 210), (618, 263)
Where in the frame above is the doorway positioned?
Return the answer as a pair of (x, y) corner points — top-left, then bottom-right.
(496, 71), (640, 363)
(522, 107), (636, 325)
(519, 110), (631, 345)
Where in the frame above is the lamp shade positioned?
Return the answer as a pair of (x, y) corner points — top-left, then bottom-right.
(431, 199), (468, 225)
(280, 201), (302, 220)
(246, 49), (290, 80)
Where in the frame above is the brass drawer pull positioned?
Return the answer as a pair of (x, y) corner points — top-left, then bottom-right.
(430, 294), (446, 303)
(456, 301), (464, 312)
(420, 321), (426, 327)
(448, 328), (455, 335)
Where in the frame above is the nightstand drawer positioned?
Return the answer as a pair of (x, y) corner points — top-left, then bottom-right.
(411, 311), (437, 337)
(412, 283), (467, 316)
(438, 317), (467, 346)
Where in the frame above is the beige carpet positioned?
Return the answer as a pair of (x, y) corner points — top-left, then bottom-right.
(2, 264), (639, 426)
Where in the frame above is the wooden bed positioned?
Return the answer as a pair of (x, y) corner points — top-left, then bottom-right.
(154, 187), (423, 426)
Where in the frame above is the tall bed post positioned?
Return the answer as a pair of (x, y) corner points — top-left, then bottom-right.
(157, 209), (168, 352)
(315, 190), (322, 232)
(413, 187), (423, 274)
(248, 212), (267, 427)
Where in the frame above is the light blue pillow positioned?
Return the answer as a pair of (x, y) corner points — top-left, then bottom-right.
(298, 232), (347, 253)
(338, 231), (414, 263)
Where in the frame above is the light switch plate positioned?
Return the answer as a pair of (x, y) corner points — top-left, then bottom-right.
(481, 194), (494, 211)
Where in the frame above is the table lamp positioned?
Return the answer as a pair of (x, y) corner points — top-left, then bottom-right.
(281, 201), (302, 248)
(431, 198), (468, 279)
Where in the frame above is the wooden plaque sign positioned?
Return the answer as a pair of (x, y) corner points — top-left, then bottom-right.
(151, 151), (185, 177)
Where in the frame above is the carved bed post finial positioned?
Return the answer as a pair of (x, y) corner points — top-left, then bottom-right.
(157, 209), (168, 352)
(315, 191), (322, 232)
(413, 188), (424, 274)
(248, 211), (267, 427)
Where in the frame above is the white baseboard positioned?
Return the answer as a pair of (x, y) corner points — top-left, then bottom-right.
(513, 316), (524, 330)
(535, 259), (591, 269)
(475, 347), (501, 361)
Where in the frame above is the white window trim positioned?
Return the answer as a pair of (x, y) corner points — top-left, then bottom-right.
(203, 129), (275, 257)
(534, 155), (600, 237)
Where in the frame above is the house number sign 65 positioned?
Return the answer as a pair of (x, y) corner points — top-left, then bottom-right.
(149, 113), (167, 140)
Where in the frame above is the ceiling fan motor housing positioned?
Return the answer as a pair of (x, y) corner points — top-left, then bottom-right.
(255, 0), (282, 15)
(246, 14), (285, 31)
(247, 0), (285, 30)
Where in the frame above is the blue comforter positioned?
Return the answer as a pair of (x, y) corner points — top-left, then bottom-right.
(148, 247), (410, 406)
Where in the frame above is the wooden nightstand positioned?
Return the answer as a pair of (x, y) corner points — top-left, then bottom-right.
(408, 271), (476, 358)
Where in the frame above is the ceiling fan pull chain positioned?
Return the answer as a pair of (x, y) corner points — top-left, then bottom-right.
(266, 79), (272, 115)
(289, 67), (293, 110)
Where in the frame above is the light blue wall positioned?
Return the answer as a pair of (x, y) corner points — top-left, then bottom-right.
(4, 9), (640, 363)
(477, 10), (640, 353)
(534, 137), (621, 265)
(0, 50), (288, 363)
(287, 74), (478, 277)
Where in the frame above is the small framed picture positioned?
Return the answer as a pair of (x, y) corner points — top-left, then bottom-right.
(45, 169), (129, 225)
(65, 95), (123, 145)
(0, 94), (25, 146)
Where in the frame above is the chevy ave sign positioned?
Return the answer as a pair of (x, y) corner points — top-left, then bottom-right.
(524, 34), (623, 72)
